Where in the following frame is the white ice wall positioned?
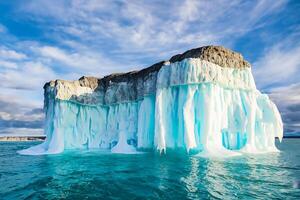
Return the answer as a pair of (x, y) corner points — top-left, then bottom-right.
(18, 58), (283, 156)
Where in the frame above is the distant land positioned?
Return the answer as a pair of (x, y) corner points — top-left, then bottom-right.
(0, 135), (298, 142)
(283, 132), (300, 138)
(0, 135), (46, 141)
(283, 135), (300, 138)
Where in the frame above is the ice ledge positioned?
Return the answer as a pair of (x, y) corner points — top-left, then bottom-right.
(44, 46), (252, 105)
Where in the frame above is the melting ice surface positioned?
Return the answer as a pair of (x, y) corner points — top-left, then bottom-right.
(18, 59), (283, 156)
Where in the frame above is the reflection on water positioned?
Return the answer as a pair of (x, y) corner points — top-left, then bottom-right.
(182, 158), (201, 199)
(0, 139), (300, 199)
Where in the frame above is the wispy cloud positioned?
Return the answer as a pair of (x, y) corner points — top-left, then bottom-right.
(253, 32), (300, 90)
(34, 45), (130, 75)
(0, 60), (57, 90)
(18, 0), (288, 56)
(0, 60), (18, 69)
(0, 46), (27, 60)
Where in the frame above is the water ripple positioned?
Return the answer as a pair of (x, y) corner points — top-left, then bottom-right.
(0, 140), (300, 199)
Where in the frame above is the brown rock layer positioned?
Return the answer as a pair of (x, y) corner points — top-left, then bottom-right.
(44, 45), (251, 105)
(45, 46), (249, 89)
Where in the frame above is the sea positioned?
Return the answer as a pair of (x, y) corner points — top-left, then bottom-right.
(0, 139), (299, 199)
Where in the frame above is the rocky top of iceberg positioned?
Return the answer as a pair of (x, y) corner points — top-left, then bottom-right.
(44, 46), (251, 105)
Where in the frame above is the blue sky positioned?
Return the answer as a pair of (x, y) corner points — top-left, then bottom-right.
(0, 0), (299, 136)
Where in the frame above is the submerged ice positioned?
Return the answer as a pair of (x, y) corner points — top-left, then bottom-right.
(18, 46), (283, 156)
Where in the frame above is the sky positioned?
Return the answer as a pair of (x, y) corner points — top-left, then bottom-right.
(0, 0), (299, 136)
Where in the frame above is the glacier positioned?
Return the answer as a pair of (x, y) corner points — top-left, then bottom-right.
(18, 46), (283, 156)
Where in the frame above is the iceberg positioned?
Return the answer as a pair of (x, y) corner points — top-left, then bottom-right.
(18, 46), (283, 156)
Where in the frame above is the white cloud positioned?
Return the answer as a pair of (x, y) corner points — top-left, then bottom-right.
(35, 45), (132, 75)
(0, 61), (57, 90)
(0, 111), (12, 120)
(0, 46), (27, 60)
(0, 109), (43, 122)
(0, 128), (44, 136)
(253, 37), (300, 89)
(0, 60), (18, 69)
(269, 83), (300, 109)
(37, 46), (102, 70)
(18, 0), (288, 56)
(269, 83), (300, 133)
(0, 92), (44, 135)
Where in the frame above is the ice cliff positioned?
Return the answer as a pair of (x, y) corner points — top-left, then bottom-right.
(18, 46), (283, 156)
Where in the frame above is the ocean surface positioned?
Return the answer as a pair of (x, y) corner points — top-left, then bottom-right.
(0, 139), (300, 199)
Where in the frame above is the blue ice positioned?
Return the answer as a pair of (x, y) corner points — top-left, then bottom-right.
(18, 59), (283, 156)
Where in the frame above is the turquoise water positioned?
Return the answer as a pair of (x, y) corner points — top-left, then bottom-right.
(1, 139), (300, 199)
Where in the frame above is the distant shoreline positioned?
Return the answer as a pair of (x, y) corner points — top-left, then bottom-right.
(0, 136), (46, 142)
(0, 135), (299, 142)
(282, 136), (300, 139)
